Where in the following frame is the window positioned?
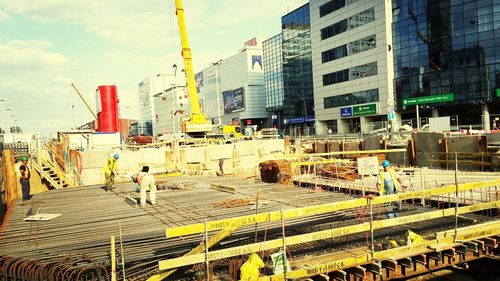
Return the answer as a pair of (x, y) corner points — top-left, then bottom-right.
(323, 62), (378, 86)
(321, 35), (376, 63)
(324, 89), (379, 108)
(319, 0), (361, 17)
(321, 8), (375, 40)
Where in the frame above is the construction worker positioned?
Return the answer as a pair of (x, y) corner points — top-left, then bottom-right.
(103, 153), (119, 190)
(138, 166), (156, 206)
(376, 160), (403, 218)
(19, 156), (31, 201)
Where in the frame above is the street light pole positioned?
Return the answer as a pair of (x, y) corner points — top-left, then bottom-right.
(72, 104), (75, 130)
(212, 59), (222, 126)
(171, 85), (176, 134)
(416, 105), (420, 130)
(0, 99), (6, 133)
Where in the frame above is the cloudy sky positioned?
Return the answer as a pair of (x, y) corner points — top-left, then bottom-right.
(0, 0), (307, 135)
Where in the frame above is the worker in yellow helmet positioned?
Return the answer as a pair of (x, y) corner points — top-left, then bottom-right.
(103, 153), (119, 191)
(377, 160), (404, 218)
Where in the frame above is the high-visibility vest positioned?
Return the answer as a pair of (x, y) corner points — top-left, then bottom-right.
(378, 167), (400, 195)
(102, 157), (118, 176)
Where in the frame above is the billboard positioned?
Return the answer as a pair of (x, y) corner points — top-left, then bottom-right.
(195, 72), (204, 93)
(223, 87), (245, 113)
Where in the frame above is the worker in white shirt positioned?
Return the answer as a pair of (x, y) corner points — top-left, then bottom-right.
(138, 166), (156, 206)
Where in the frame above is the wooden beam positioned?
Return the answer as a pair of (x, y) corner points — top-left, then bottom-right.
(3, 149), (17, 206)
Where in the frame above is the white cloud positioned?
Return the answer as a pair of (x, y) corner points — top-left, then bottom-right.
(0, 9), (10, 22)
(0, 0), (307, 48)
(185, 0), (307, 29)
(0, 0), (176, 48)
(0, 40), (71, 73)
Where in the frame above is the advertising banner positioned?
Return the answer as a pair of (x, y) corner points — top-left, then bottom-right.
(195, 72), (204, 93)
(223, 87), (245, 113)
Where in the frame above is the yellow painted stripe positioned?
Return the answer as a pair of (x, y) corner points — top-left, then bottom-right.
(261, 221), (500, 280)
(158, 200), (500, 270)
(166, 179), (500, 238)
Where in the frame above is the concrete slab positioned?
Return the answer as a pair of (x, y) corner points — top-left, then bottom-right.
(185, 147), (206, 163)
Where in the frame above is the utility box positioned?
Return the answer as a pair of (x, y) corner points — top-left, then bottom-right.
(428, 116), (451, 132)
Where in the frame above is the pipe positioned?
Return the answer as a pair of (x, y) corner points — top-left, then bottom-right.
(70, 83), (98, 120)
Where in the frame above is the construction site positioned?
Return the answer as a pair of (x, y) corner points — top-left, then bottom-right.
(0, 129), (499, 281)
(1, 0), (500, 280)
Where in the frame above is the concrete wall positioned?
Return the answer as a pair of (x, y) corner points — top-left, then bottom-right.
(363, 135), (383, 150)
(79, 139), (285, 186)
(412, 132), (445, 167)
(447, 136), (481, 170)
(80, 148), (169, 186)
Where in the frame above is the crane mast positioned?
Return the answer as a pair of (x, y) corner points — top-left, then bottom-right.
(174, 0), (212, 135)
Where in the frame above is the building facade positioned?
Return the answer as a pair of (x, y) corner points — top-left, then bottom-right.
(196, 38), (267, 130)
(137, 74), (176, 135)
(310, 0), (395, 134)
(282, 4), (315, 136)
(263, 33), (285, 131)
(392, 0), (500, 130)
(153, 85), (188, 135)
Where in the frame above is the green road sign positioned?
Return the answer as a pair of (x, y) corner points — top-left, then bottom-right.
(353, 103), (377, 116)
(387, 112), (395, 120)
(497, 88), (500, 97)
(403, 93), (455, 106)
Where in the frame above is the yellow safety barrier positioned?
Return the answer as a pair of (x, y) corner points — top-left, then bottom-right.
(165, 179), (500, 238)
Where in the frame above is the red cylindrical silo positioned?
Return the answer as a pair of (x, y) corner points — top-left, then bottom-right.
(96, 85), (119, 132)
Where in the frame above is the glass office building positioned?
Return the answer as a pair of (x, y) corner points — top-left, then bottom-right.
(281, 3), (315, 136)
(393, 0), (500, 129)
(263, 33), (285, 130)
(311, 0), (394, 134)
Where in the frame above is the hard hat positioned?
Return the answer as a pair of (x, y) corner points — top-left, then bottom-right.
(382, 160), (390, 167)
(113, 153), (120, 160)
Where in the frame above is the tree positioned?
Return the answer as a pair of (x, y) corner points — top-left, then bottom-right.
(10, 126), (22, 133)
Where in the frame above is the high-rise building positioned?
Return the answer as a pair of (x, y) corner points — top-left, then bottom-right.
(310, 0), (395, 134)
(196, 38), (267, 129)
(392, 0), (500, 130)
(281, 4), (315, 136)
(137, 74), (176, 135)
(263, 33), (285, 131)
(153, 85), (188, 135)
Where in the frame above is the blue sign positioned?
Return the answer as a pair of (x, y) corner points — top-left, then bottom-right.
(287, 117), (305, 124)
(285, 115), (315, 124)
(340, 107), (352, 117)
(305, 115), (315, 122)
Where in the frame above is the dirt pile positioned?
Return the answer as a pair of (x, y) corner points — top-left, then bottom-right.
(259, 160), (292, 184)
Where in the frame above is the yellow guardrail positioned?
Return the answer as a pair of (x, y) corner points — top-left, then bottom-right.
(164, 179), (500, 238)
(157, 200), (500, 270)
(260, 220), (500, 280)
